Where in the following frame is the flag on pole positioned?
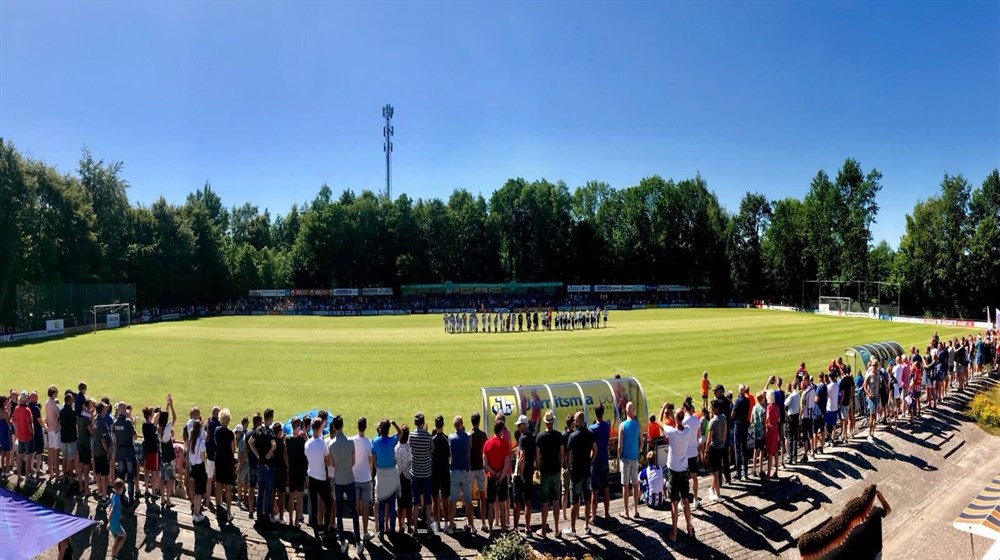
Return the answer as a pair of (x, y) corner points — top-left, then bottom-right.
(995, 308), (1000, 329)
(990, 307), (993, 327)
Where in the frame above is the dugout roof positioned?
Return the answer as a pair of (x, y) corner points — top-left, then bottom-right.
(953, 473), (1000, 540)
(844, 341), (905, 367)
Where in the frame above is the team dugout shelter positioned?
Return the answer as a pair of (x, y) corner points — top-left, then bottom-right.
(482, 377), (648, 455)
(844, 341), (905, 371)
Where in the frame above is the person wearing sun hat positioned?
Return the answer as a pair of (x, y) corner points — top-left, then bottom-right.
(535, 409), (562, 537)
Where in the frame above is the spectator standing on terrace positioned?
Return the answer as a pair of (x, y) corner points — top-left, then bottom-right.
(731, 386), (750, 480)
(305, 418), (332, 535)
(751, 391), (766, 477)
(140, 406), (158, 498)
(205, 406), (221, 512)
(483, 419), (510, 535)
(431, 415), (451, 534)
(112, 402), (137, 507)
(30, 392), (44, 478)
(707, 400), (727, 502)
(372, 418), (400, 538)
(813, 373), (828, 453)
(682, 399), (702, 508)
(108, 479), (127, 559)
(13, 392), (34, 486)
(76, 398), (94, 496)
(286, 418), (307, 528)
(799, 375), (816, 462)
(58, 394), (78, 488)
(188, 420), (208, 523)
(565, 411), (596, 536)
(249, 409), (276, 526)
(409, 413), (435, 536)
(448, 416), (472, 534)
(513, 415), (536, 534)
(329, 415), (359, 552)
(157, 397), (177, 509)
(664, 408), (694, 542)
(764, 391), (780, 480)
(353, 416), (375, 541)
(44, 386), (61, 481)
(785, 380), (801, 465)
(91, 402), (112, 500)
(395, 425), (415, 535)
(589, 404), (611, 521)
(469, 412), (489, 533)
(535, 410), (563, 537)
(215, 409), (237, 523)
(271, 422), (288, 525)
(618, 402), (641, 519)
(864, 361), (880, 444)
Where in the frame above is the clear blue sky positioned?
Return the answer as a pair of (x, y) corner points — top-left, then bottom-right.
(2, 1), (998, 246)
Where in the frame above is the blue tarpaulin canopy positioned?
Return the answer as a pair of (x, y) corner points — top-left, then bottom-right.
(0, 487), (96, 560)
(283, 409), (334, 436)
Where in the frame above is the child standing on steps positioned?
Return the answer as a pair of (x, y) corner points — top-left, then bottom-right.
(109, 479), (126, 560)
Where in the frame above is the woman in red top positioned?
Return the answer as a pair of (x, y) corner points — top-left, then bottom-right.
(12, 392), (35, 486)
(764, 391), (780, 481)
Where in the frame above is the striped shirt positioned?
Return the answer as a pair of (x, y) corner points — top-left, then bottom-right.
(409, 427), (433, 479)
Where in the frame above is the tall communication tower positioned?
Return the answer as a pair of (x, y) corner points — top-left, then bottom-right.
(382, 104), (394, 199)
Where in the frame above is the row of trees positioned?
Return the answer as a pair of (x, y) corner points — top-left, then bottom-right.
(1, 138), (997, 326)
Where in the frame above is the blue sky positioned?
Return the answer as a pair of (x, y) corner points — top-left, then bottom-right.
(2, 2), (998, 246)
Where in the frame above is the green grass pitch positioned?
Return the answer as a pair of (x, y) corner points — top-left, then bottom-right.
(0, 309), (972, 426)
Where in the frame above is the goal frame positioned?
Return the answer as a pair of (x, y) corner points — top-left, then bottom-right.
(87, 303), (132, 333)
(819, 296), (853, 314)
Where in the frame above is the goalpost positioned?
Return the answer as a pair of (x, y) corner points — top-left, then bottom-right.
(87, 303), (132, 333)
(818, 296), (853, 315)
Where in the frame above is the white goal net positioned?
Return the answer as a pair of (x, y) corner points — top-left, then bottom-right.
(818, 296), (852, 314)
(86, 303), (132, 333)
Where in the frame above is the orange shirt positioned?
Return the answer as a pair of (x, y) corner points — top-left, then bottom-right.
(701, 378), (710, 396)
(648, 421), (662, 441)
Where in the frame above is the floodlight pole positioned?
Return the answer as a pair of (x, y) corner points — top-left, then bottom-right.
(383, 104), (394, 200)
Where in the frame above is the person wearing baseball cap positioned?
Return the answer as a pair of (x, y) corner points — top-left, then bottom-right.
(513, 415), (536, 535)
(535, 410), (562, 537)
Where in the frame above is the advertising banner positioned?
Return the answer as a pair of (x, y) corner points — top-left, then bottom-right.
(377, 310), (395, 315)
(106, 314), (120, 328)
(362, 310), (379, 316)
(482, 377), (648, 445)
(45, 319), (65, 335)
(361, 287), (394, 296)
(161, 313), (181, 320)
(249, 289), (291, 297)
(333, 288), (359, 297)
(566, 285), (591, 293)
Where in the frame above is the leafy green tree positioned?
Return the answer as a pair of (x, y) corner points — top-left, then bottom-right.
(727, 192), (771, 301)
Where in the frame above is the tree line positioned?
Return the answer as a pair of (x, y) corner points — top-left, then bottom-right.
(1, 138), (997, 325)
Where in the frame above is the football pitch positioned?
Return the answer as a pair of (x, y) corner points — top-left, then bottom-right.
(0, 309), (971, 426)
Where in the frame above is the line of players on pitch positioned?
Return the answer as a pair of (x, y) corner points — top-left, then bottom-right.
(444, 308), (609, 334)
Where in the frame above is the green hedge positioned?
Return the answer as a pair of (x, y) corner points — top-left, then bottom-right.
(970, 387), (1000, 429)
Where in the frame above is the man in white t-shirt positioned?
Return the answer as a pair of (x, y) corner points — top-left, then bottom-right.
(352, 417), (375, 541)
(682, 401), (701, 509)
(825, 375), (840, 444)
(304, 418), (332, 533)
(663, 409), (694, 542)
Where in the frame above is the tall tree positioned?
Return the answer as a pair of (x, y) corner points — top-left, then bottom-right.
(78, 148), (130, 281)
(727, 192), (772, 301)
